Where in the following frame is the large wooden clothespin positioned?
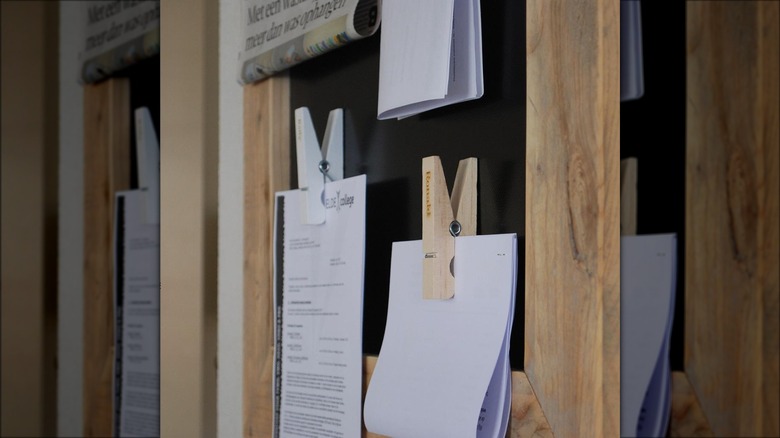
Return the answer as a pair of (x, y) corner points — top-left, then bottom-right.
(295, 107), (344, 224)
(422, 156), (478, 300)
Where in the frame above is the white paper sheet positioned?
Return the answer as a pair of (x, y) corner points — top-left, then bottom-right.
(621, 234), (677, 438)
(272, 175), (366, 437)
(364, 234), (516, 438)
(113, 190), (160, 438)
(377, 0), (483, 119)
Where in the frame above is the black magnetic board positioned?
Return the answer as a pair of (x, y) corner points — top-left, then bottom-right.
(289, 1), (527, 369)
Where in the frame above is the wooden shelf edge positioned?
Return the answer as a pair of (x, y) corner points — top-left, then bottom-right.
(83, 78), (130, 437)
(242, 75), (291, 438)
(670, 371), (714, 437)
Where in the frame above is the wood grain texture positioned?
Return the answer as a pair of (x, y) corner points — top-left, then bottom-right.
(452, 157), (478, 237)
(758, 4), (779, 436)
(83, 78), (130, 437)
(686, 3), (779, 436)
(620, 158), (637, 236)
(243, 74), (291, 438)
(422, 156), (456, 300)
(670, 371), (714, 437)
(525, 0), (620, 436)
(508, 371), (554, 438)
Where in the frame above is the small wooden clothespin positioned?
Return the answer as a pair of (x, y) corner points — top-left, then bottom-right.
(295, 107), (344, 224)
(422, 156), (477, 300)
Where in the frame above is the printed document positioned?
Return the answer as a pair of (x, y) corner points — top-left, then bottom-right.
(364, 234), (516, 437)
(273, 175), (367, 437)
(113, 190), (160, 437)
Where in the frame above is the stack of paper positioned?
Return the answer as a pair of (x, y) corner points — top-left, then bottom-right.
(621, 234), (677, 437)
(377, 0), (483, 119)
(364, 234), (516, 437)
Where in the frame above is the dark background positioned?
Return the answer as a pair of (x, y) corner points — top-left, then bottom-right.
(290, 1), (527, 368)
(117, 54), (161, 191)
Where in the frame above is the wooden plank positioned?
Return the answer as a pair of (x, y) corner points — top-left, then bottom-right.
(620, 158), (638, 236)
(525, 0), (620, 436)
(83, 78), (130, 437)
(243, 74), (291, 438)
(670, 371), (714, 437)
(758, 4), (779, 436)
(686, 2), (779, 436)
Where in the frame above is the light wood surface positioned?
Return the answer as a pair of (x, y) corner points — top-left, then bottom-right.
(83, 78), (130, 437)
(508, 372), (554, 438)
(243, 75), (291, 438)
(525, 0), (620, 436)
(670, 371), (714, 437)
(620, 158), (638, 236)
(686, 2), (779, 436)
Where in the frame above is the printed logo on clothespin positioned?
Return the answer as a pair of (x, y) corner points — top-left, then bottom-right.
(135, 107), (159, 224)
(295, 107), (344, 225)
(422, 156), (478, 300)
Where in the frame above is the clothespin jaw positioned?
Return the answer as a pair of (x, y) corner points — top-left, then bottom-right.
(422, 156), (478, 300)
(295, 107), (344, 224)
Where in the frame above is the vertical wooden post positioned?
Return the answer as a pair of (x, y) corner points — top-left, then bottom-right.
(685, 2), (779, 436)
(83, 78), (130, 437)
(525, 0), (620, 436)
(243, 75), (290, 437)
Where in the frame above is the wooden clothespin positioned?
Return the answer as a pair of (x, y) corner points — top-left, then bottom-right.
(295, 107), (344, 224)
(422, 156), (477, 300)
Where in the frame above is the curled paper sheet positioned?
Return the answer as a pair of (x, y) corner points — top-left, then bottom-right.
(78, 1), (160, 84)
(238, 0), (381, 84)
(621, 234), (677, 437)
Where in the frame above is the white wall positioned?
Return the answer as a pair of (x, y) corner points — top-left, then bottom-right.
(58, 3), (84, 436)
(218, 0), (245, 436)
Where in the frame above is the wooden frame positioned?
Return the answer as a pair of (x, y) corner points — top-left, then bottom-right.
(243, 75), (291, 437)
(242, 0), (619, 436)
(524, 0), (620, 435)
(83, 78), (130, 437)
(671, 2), (779, 437)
